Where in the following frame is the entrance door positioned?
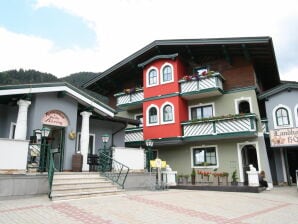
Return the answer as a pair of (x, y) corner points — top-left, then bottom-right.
(49, 127), (65, 171)
(287, 148), (298, 183)
(241, 145), (258, 185)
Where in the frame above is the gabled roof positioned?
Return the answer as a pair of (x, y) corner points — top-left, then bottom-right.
(0, 82), (115, 117)
(83, 36), (280, 95)
(258, 81), (298, 100)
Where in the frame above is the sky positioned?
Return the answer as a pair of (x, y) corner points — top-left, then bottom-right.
(0, 0), (298, 81)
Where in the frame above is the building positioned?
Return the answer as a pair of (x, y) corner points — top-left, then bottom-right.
(259, 81), (298, 185)
(0, 82), (137, 196)
(84, 37), (280, 186)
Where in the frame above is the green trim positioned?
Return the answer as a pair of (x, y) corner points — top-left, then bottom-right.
(138, 53), (179, 68)
(181, 113), (256, 125)
(258, 82), (298, 100)
(117, 101), (143, 109)
(143, 92), (180, 102)
(183, 131), (257, 141)
(180, 87), (223, 97)
(125, 127), (143, 132)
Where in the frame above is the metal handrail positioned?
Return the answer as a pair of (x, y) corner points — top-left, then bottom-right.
(98, 152), (130, 189)
(48, 152), (55, 198)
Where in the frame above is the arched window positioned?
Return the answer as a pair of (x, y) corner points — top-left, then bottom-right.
(276, 107), (290, 126)
(162, 65), (172, 82)
(148, 69), (157, 86)
(149, 107), (158, 124)
(163, 105), (173, 122)
(239, 101), (250, 113)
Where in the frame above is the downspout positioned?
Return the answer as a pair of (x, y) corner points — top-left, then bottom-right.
(112, 121), (128, 147)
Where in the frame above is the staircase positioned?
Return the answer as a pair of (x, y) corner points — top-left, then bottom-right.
(50, 172), (124, 201)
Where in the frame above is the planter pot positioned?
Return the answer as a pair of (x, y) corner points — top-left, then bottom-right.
(231, 181), (238, 186)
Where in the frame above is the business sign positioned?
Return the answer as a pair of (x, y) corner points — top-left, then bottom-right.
(42, 110), (69, 127)
(270, 128), (298, 147)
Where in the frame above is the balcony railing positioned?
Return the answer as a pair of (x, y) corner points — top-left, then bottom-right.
(114, 89), (143, 109)
(182, 113), (257, 139)
(179, 73), (224, 99)
(125, 127), (144, 142)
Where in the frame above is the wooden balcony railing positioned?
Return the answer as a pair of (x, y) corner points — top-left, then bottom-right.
(125, 127), (143, 142)
(114, 89), (143, 109)
(179, 73), (224, 99)
(182, 113), (257, 139)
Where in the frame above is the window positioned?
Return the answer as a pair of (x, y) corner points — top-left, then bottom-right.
(135, 114), (143, 127)
(162, 65), (172, 82)
(276, 107), (290, 126)
(149, 107), (158, 124)
(238, 101), (250, 113)
(148, 69), (158, 86)
(191, 105), (213, 120)
(163, 104), (173, 122)
(76, 133), (95, 154)
(192, 146), (217, 167)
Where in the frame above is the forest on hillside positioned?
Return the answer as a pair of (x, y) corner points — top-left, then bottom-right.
(0, 69), (99, 87)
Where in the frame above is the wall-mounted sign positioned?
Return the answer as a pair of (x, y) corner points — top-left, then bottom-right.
(42, 110), (69, 127)
(270, 128), (298, 147)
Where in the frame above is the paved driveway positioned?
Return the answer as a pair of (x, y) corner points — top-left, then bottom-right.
(0, 187), (297, 224)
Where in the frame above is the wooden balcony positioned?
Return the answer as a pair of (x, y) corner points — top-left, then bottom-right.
(125, 127), (144, 143)
(182, 113), (257, 141)
(179, 73), (224, 100)
(114, 89), (143, 110)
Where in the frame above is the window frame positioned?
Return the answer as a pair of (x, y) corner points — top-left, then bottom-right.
(146, 104), (159, 126)
(234, 97), (253, 114)
(161, 102), (175, 124)
(135, 113), (143, 127)
(76, 132), (96, 154)
(272, 104), (293, 129)
(191, 145), (219, 168)
(189, 103), (215, 120)
(146, 66), (159, 87)
(160, 63), (174, 84)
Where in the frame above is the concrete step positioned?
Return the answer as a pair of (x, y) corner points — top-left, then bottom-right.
(51, 189), (124, 201)
(50, 172), (124, 201)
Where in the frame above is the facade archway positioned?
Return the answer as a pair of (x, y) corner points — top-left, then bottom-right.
(237, 142), (261, 184)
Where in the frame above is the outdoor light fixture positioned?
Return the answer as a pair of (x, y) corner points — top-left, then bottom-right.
(34, 129), (42, 142)
(101, 134), (110, 143)
(41, 127), (51, 138)
(145, 139), (154, 147)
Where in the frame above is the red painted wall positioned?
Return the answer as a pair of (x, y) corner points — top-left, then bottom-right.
(143, 59), (181, 98)
(143, 96), (188, 139)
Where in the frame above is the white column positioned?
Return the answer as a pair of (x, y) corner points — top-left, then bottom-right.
(80, 111), (92, 171)
(14, 99), (31, 140)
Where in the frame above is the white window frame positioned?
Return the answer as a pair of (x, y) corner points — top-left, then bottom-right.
(234, 97), (253, 114)
(9, 122), (16, 139)
(160, 63), (174, 84)
(135, 113), (143, 127)
(146, 66), (159, 87)
(146, 104), (159, 126)
(272, 104), (293, 129)
(188, 102), (215, 120)
(76, 132), (96, 154)
(294, 104), (298, 127)
(191, 145), (219, 169)
(160, 102), (175, 124)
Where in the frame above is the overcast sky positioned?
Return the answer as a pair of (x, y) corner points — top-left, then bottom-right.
(0, 0), (297, 81)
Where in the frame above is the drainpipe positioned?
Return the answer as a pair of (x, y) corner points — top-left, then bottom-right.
(112, 121), (128, 147)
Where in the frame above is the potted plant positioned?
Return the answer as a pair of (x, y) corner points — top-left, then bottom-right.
(191, 168), (196, 185)
(231, 170), (238, 186)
